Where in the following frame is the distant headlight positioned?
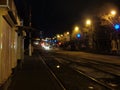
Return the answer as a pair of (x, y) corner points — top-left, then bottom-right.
(44, 46), (50, 50)
(34, 42), (39, 45)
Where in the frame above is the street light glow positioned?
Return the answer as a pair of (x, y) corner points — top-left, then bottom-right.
(86, 19), (91, 26)
(74, 26), (79, 31)
(110, 10), (116, 16)
(61, 34), (63, 37)
(57, 35), (60, 38)
(66, 32), (69, 35)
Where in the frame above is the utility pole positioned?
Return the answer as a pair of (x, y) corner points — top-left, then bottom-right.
(29, 6), (32, 56)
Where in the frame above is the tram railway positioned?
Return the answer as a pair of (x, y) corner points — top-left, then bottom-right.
(53, 54), (120, 90)
(39, 51), (120, 90)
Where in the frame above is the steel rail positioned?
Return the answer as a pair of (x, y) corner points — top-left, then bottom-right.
(52, 55), (119, 90)
(38, 54), (66, 90)
(40, 51), (119, 90)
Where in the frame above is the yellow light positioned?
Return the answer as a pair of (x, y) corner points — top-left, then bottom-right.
(74, 26), (79, 31)
(110, 10), (116, 16)
(61, 34), (63, 37)
(66, 32), (69, 35)
(88, 86), (94, 89)
(86, 19), (91, 25)
(56, 65), (60, 68)
(57, 35), (60, 38)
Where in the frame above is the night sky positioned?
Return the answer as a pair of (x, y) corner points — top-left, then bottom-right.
(14, 0), (119, 38)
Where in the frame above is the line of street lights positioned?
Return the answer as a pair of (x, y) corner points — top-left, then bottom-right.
(54, 9), (120, 53)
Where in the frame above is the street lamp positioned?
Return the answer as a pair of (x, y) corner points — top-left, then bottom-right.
(64, 32), (70, 41)
(109, 10), (119, 54)
(71, 26), (80, 39)
(85, 19), (93, 49)
(110, 10), (116, 17)
(74, 26), (79, 32)
(102, 10), (120, 54)
(66, 32), (69, 35)
(86, 19), (91, 26)
(102, 10), (117, 25)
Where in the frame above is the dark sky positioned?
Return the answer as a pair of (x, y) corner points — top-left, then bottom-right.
(14, 0), (119, 38)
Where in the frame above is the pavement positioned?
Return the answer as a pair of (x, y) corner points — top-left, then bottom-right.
(6, 49), (62, 90)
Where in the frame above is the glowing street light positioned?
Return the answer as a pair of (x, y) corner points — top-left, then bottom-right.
(64, 32), (70, 41)
(71, 26), (80, 40)
(66, 32), (69, 35)
(86, 19), (91, 26)
(85, 19), (93, 49)
(101, 10), (117, 25)
(57, 35), (60, 38)
(110, 10), (116, 16)
(61, 34), (63, 37)
(74, 26), (79, 32)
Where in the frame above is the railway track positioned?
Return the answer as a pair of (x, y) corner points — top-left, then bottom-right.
(53, 55), (120, 90)
(39, 51), (120, 90)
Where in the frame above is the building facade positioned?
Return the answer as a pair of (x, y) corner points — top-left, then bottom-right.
(0, 0), (24, 87)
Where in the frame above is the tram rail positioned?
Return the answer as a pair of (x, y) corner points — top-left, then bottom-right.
(40, 51), (120, 90)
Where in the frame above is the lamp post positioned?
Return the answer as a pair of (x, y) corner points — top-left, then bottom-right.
(71, 26), (80, 39)
(72, 26), (82, 50)
(29, 6), (32, 56)
(102, 10), (120, 54)
(64, 32), (70, 42)
(102, 10), (116, 25)
(85, 19), (93, 49)
(109, 10), (119, 54)
(113, 24), (120, 54)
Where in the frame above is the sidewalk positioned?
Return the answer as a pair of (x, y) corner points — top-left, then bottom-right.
(7, 50), (62, 90)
